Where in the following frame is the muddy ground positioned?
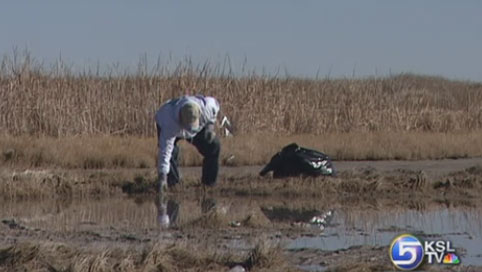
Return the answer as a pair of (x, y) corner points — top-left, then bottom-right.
(1, 158), (482, 271)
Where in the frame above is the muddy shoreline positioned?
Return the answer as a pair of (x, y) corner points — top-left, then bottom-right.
(2, 195), (482, 271)
(1, 159), (482, 271)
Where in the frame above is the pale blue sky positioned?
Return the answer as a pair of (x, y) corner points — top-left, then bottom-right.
(1, 1), (481, 80)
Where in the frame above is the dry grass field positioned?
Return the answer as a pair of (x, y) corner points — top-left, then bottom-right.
(2, 132), (482, 170)
(2, 54), (482, 136)
(1, 52), (482, 168)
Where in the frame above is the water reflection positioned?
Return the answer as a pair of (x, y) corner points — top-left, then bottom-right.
(1, 196), (482, 266)
(155, 195), (180, 229)
(155, 195), (220, 229)
(287, 206), (482, 266)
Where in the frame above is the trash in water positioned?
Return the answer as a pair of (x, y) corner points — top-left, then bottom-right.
(228, 265), (246, 272)
(292, 210), (334, 231)
(310, 216), (326, 225)
(230, 221), (242, 227)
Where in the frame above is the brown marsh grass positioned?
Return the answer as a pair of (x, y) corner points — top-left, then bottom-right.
(1, 52), (482, 167)
(1, 52), (482, 137)
(0, 240), (297, 272)
(2, 131), (482, 170)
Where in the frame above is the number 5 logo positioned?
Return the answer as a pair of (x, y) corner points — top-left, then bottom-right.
(390, 234), (424, 271)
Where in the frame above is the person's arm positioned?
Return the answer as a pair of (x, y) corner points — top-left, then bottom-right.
(204, 97), (220, 124)
(203, 97), (220, 143)
(158, 132), (176, 176)
(155, 103), (177, 176)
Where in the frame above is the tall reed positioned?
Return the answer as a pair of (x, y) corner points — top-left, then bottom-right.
(1, 51), (481, 137)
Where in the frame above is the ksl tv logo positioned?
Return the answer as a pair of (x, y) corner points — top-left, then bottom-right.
(390, 233), (461, 270)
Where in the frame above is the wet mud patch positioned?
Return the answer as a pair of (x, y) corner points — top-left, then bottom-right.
(2, 162), (482, 200)
(2, 195), (482, 271)
(2, 161), (482, 270)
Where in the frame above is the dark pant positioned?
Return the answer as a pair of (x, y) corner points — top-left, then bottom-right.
(157, 124), (220, 186)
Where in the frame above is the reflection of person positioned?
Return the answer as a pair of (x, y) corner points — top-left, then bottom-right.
(156, 196), (218, 229)
(156, 195), (179, 229)
(155, 95), (221, 193)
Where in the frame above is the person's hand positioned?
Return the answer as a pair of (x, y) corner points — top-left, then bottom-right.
(159, 213), (170, 229)
(205, 123), (216, 144)
(158, 173), (168, 193)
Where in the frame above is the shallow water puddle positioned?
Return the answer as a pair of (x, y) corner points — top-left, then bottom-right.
(287, 207), (482, 266)
(1, 196), (482, 269)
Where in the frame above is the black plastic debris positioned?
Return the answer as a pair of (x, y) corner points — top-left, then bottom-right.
(259, 143), (335, 178)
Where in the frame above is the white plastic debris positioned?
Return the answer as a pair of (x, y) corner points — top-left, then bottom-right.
(226, 155), (235, 162)
(220, 116), (233, 137)
(310, 216), (326, 225)
(221, 115), (231, 127)
(306, 210), (334, 231)
(230, 221), (241, 227)
(228, 265), (246, 272)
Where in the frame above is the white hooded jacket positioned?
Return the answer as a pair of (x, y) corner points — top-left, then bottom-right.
(155, 95), (220, 175)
